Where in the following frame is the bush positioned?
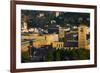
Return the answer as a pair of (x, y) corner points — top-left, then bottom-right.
(21, 51), (29, 62)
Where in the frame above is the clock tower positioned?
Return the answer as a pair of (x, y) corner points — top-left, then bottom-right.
(78, 24), (88, 49)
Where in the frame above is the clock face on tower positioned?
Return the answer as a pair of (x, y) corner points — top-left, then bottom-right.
(80, 28), (83, 32)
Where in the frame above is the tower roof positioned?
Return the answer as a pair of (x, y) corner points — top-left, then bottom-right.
(79, 21), (88, 26)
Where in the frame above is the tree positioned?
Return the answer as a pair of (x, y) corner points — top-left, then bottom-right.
(46, 50), (54, 61)
(76, 48), (90, 60)
(21, 51), (29, 63)
(55, 50), (61, 61)
(70, 49), (79, 60)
